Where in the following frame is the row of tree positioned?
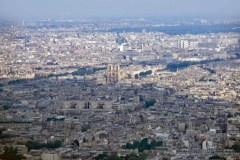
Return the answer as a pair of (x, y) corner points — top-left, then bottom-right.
(72, 67), (107, 76)
(25, 140), (62, 151)
(7, 67), (107, 85)
(209, 155), (226, 160)
(134, 70), (152, 79)
(8, 79), (27, 85)
(122, 138), (163, 152)
(0, 83), (3, 92)
(166, 59), (222, 71)
(95, 152), (147, 160)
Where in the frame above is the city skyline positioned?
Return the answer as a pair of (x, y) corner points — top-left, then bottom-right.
(0, 1), (240, 159)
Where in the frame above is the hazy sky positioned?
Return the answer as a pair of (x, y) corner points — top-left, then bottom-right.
(0, 0), (240, 19)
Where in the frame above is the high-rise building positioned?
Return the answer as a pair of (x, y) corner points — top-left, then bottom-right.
(178, 40), (189, 49)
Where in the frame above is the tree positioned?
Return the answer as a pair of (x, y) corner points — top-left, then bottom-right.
(123, 138), (162, 152)
(209, 155), (226, 160)
(126, 153), (139, 160)
(45, 140), (62, 148)
(74, 139), (80, 147)
(150, 140), (157, 146)
(2, 104), (11, 110)
(95, 153), (109, 160)
(135, 74), (139, 79)
(0, 128), (7, 134)
(0, 127), (12, 139)
(26, 141), (43, 151)
(126, 143), (133, 149)
(156, 141), (163, 146)
(72, 67), (106, 76)
(26, 140), (62, 151)
(0, 83), (3, 92)
(138, 153), (147, 160)
(145, 99), (156, 108)
(95, 152), (147, 160)
(107, 154), (122, 160)
(8, 79), (27, 85)
(0, 147), (26, 160)
(232, 143), (240, 152)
